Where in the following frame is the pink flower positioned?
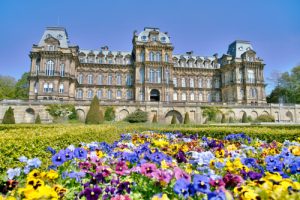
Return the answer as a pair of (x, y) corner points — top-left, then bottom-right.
(174, 167), (191, 182)
(209, 178), (225, 188)
(115, 161), (128, 175)
(152, 169), (173, 184)
(96, 165), (111, 177)
(141, 163), (157, 178)
(79, 162), (92, 172)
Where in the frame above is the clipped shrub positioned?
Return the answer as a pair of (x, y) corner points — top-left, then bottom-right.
(184, 112), (190, 124)
(125, 110), (148, 123)
(68, 106), (77, 120)
(256, 114), (275, 122)
(229, 117), (234, 123)
(171, 114), (177, 124)
(242, 112), (248, 123)
(247, 116), (253, 122)
(35, 114), (41, 124)
(221, 114), (226, 123)
(2, 107), (15, 124)
(202, 106), (221, 122)
(46, 104), (77, 121)
(152, 114), (158, 123)
(104, 107), (115, 121)
(85, 96), (104, 124)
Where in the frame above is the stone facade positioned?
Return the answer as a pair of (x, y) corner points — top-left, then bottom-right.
(28, 27), (265, 104)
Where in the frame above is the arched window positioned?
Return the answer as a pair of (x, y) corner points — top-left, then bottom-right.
(149, 68), (161, 83)
(46, 60), (54, 76)
(77, 89), (83, 99)
(78, 74), (83, 84)
(240, 89), (244, 98)
(248, 70), (255, 83)
(149, 52), (154, 61)
(182, 92), (187, 101)
(107, 74), (112, 85)
(207, 78), (212, 88)
(165, 68), (170, 84)
(207, 93), (212, 102)
(190, 78), (194, 88)
(126, 74), (132, 86)
(34, 82), (38, 93)
(215, 92), (220, 102)
(189, 61), (193, 68)
(190, 93), (195, 101)
(140, 51), (145, 62)
(165, 53), (169, 62)
(98, 74), (103, 85)
(87, 89), (93, 99)
(88, 74), (93, 84)
(139, 67), (145, 83)
(214, 78), (220, 88)
(116, 90), (122, 99)
(181, 78), (186, 87)
(156, 52), (161, 62)
(198, 79), (203, 88)
(97, 89), (102, 99)
(199, 92), (203, 101)
(251, 88), (257, 97)
(173, 92), (178, 101)
(107, 90), (112, 99)
(239, 69), (244, 82)
(173, 77), (177, 87)
(126, 90), (133, 100)
(43, 83), (48, 93)
(59, 83), (64, 93)
(60, 63), (65, 77)
(139, 88), (144, 101)
(116, 74), (122, 85)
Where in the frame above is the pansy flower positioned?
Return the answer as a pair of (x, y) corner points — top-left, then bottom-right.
(174, 178), (195, 199)
(79, 186), (102, 200)
(193, 175), (211, 194)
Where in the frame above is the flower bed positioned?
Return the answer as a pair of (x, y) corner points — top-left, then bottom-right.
(1, 131), (300, 200)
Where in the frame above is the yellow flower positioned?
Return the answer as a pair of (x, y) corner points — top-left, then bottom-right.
(215, 149), (225, 158)
(27, 169), (41, 180)
(46, 170), (59, 180)
(225, 158), (246, 173)
(264, 172), (282, 182)
(153, 139), (169, 148)
(226, 144), (237, 151)
(161, 160), (168, 170)
(184, 163), (193, 174)
(19, 185), (58, 200)
(151, 194), (170, 200)
(289, 146), (300, 156)
(26, 178), (44, 190)
(180, 144), (189, 152)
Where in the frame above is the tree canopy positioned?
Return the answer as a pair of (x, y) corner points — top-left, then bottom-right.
(0, 72), (29, 100)
(267, 65), (300, 104)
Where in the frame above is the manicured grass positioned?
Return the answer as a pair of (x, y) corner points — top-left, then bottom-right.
(0, 123), (299, 173)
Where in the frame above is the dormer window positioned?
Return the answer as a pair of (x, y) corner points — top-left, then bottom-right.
(141, 36), (147, 41)
(160, 37), (166, 42)
(151, 36), (157, 41)
(47, 45), (55, 51)
(57, 34), (63, 40)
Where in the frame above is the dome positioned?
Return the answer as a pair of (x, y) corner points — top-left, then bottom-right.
(137, 27), (171, 43)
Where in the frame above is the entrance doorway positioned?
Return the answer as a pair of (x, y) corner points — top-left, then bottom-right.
(150, 89), (160, 101)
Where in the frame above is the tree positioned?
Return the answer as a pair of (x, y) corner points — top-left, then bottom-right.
(202, 107), (221, 122)
(242, 112), (248, 123)
(229, 116), (234, 123)
(0, 75), (16, 99)
(171, 114), (177, 124)
(2, 107), (15, 124)
(85, 96), (104, 124)
(35, 114), (41, 124)
(14, 72), (29, 99)
(152, 114), (158, 123)
(104, 107), (115, 121)
(125, 110), (148, 123)
(183, 112), (190, 124)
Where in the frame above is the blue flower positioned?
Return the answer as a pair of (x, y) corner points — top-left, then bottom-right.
(266, 160), (283, 173)
(150, 151), (167, 164)
(74, 148), (87, 160)
(208, 191), (226, 200)
(289, 158), (300, 174)
(46, 146), (56, 155)
(23, 165), (31, 174)
(7, 168), (21, 180)
(174, 178), (194, 199)
(193, 174), (211, 194)
(18, 156), (28, 163)
(27, 158), (42, 168)
(68, 171), (86, 182)
(64, 149), (74, 161)
(122, 152), (139, 163)
(52, 152), (66, 166)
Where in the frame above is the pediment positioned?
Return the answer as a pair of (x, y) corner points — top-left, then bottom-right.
(44, 36), (60, 45)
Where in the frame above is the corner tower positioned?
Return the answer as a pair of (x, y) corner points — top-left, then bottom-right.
(220, 40), (266, 104)
(28, 27), (78, 101)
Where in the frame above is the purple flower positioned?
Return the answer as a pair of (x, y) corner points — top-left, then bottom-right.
(152, 169), (173, 184)
(141, 163), (157, 178)
(174, 167), (191, 182)
(52, 152), (66, 166)
(193, 175), (211, 194)
(79, 186), (102, 200)
(117, 181), (131, 194)
(176, 150), (187, 163)
(173, 178), (195, 199)
(74, 147), (87, 160)
(223, 173), (243, 188)
(115, 161), (128, 175)
(248, 171), (262, 180)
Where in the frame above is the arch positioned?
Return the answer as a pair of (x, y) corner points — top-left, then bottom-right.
(274, 111), (279, 122)
(262, 111), (269, 116)
(286, 111), (293, 122)
(150, 89), (160, 102)
(76, 109), (85, 122)
(239, 110), (246, 121)
(228, 111), (235, 119)
(118, 109), (129, 121)
(251, 111), (258, 119)
(24, 108), (35, 123)
(165, 110), (183, 123)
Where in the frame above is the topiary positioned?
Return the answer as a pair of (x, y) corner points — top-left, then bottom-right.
(229, 116), (234, 123)
(152, 114), (158, 123)
(242, 112), (248, 123)
(221, 114), (226, 123)
(2, 107), (15, 124)
(183, 112), (190, 124)
(125, 110), (148, 123)
(35, 113), (41, 124)
(85, 96), (104, 124)
(171, 114), (177, 124)
(104, 106), (115, 121)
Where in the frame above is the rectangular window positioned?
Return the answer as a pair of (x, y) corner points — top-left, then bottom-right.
(173, 78), (177, 87)
(107, 75), (112, 85)
(60, 64), (65, 77)
(88, 75), (93, 84)
(98, 74), (103, 85)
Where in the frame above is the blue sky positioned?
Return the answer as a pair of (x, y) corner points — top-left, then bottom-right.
(0, 0), (299, 93)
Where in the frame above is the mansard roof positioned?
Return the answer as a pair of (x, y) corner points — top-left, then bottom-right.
(79, 49), (131, 58)
(38, 27), (69, 48)
(136, 27), (171, 44)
